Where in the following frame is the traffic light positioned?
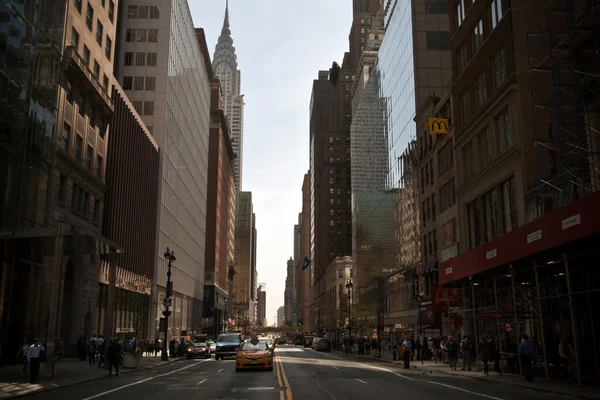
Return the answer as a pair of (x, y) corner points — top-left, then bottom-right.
(258, 322), (262, 327)
(297, 320), (302, 326)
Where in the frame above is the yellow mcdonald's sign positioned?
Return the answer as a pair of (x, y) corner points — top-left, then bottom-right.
(428, 117), (449, 135)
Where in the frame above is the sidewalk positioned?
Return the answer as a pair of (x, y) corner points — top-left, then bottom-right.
(333, 350), (600, 400)
(0, 355), (183, 400)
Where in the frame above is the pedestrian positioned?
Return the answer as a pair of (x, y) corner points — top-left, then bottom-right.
(107, 338), (121, 376)
(447, 336), (458, 370)
(16, 337), (29, 377)
(88, 338), (97, 367)
(97, 335), (105, 368)
(519, 334), (534, 382)
(365, 340), (370, 355)
(479, 335), (492, 375)
(460, 335), (472, 371)
(27, 338), (44, 384)
(402, 336), (412, 369)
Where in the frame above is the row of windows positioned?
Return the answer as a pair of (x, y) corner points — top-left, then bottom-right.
(125, 28), (159, 43)
(124, 52), (158, 67)
(422, 193), (436, 226)
(70, 25), (112, 83)
(466, 176), (517, 250)
(127, 5), (160, 19)
(64, 88), (109, 139)
(439, 178), (456, 213)
(329, 188), (351, 195)
(75, 0), (115, 23)
(462, 105), (513, 184)
(56, 174), (102, 224)
(420, 158), (435, 193)
(123, 76), (156, 91)
(423, 229), (438, 258)
(132, 100), (155, 116)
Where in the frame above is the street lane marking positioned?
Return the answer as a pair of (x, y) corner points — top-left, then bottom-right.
(354, 362), (415, 381)
(80, 359), (210, 400)
(427, 381), (504, 400)
(275, 353), (285, 400)
(331, 366), (339, 370)
(311, 378), (338, 400)
(218, 368), (223, 372)
(277, 352), (294, 400)
(355, 379), (367, 384)
(195, 379), (207, 386)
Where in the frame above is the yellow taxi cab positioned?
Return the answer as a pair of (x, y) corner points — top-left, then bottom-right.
(235, 336), (274, 372)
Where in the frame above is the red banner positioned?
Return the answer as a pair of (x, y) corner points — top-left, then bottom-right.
(433, 286), (461, 307)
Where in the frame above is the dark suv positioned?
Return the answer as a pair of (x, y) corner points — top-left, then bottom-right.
(215, 333), (242, 360)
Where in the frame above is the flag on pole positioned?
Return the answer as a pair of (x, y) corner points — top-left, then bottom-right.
(302, 256), (311, 271)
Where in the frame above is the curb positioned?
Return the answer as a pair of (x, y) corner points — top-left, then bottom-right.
(4, 357), (186, 400)
(332, 352), (596, 400)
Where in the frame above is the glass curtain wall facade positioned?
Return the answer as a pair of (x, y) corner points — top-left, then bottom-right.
(0, 0), (66, 360)
(233, 191), (253, 328)
(116, 0), (211, 337)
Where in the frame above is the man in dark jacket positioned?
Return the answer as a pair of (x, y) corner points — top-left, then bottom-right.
(107, 338), (121, 376)
(479, 335), (492, 375)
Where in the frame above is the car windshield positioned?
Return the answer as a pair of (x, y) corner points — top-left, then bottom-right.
(192, 341), (207, 347)
(240, 342), (268, 351)
(217, 334), (240, 343)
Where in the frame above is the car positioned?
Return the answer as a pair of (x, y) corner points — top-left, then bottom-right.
(311, 337), (322, 349)
(186, 339), (211, 359)
(259, 337), (274, 350)
(235, 337), (273, 372)
(215, 333), (243, 360)
(208, 340), (216, 353)
(315, 338), (331, 352)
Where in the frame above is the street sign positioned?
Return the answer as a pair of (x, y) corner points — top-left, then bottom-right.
(412, 275), (419, 299)
(0, 230), (14, 238)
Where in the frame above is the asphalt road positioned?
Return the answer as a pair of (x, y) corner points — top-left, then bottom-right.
(20, 346), (568, 400)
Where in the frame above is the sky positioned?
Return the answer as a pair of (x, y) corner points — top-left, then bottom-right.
(188, 0), (352, 325)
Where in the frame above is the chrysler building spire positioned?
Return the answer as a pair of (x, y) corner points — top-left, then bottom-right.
(213, 0), (244, 191)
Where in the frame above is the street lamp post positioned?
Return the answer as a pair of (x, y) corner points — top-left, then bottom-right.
(345, 279), (353, 354)
(224, 298), (229, 333)
(161, 247), (175, 361)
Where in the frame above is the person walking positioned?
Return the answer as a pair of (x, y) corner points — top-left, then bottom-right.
(479, 335), (492, 375)
(447, 336), (459, 370)
(107, 338), (121, 376)
(88, 338), (97, 367)
(460, 335), (472, 371)
(27, 338), (44, 384)
(402, 336), (412, 369)
(519, 334), (534, 382)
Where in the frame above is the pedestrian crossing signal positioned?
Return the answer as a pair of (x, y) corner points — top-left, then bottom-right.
(258, 322), (262, 327)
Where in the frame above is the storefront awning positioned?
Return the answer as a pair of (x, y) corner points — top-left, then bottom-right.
(439, 191), (600, 286)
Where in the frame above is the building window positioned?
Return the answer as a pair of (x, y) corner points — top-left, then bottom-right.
(430, 159), (434, 186)
(93, 199), (100, 222)
(136, 29), (147, 42)
(427, 31), (450, 50)
(105, 36), (112, 60)
(103, 74), (108, 89)
(457, 43), (468, 74)
(96, 155), (103, 179)
(459, 91), (471, 124)
(63, 123), (71, 151)
(134, 76), (144, 90)
(437, 140), (454, 175)
(108, 1), (115, 22)
(57, 174), (67, 202)
(475, 72), (488, 108)
(145, 76), (156, 91)
(74, 0), (82, 13)
(75, 135), (83, 161)
(83, 45), (90, 66)
(127, 5), (137, 18)
(139, 5), (149, 18)
(432, 193), (436, 219)
(86, 4), (94, 30)
(440, 179), (456, 211)
(502, 177), (518, 233)
(86, 145), (93, 170)
(143, 101), (154, 116)
(71, 27), (79, 49)
(147, 52), (157, 66)
(101, 0), (105, 7)
(330, 220), (334, 227)
(426, 0), (448, 13)
(456, 0), (466, 27)
(490, 0), (503, 30)
(93, 60), (100, 78)
(497, 106), (513, 154)
(132, 101), (143, 114)
(150, 5), (160, 19)
(462, 141), (476, 183)
(467, 198), (483, 249)
(96, 20), (103, 46)
(484, 188), (500, 241)
(493, 48), (507, 89)
(477, 128), (492, 170)
(124, 52), (133, 66)
(122, 76), (133, 90)
(473, 19), (484, 53)
(136, 52), (146, 66)
(126, 29), (135, 42)
(148, 29), (158, 42)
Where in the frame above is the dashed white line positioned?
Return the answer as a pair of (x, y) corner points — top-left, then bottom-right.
(80, 359), (211, 400)
(354, 362), (415, 381)
(355, 378), (367, 384)
(217, 368), (223, 373)
(427, 381), (504, 400)
(331, 366), (339, 370)
(195, 378), (207, 386)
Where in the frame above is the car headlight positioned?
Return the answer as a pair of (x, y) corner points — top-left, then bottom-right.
(201, 347), (206, 351)
(187, 348), (192, 352)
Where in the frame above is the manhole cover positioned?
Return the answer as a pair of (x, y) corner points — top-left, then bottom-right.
(247, 387), (276, 391)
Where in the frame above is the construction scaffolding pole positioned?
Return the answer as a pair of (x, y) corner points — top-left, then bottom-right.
(584, 265), (600, 377)
(533, 263), (549, 381)
(510, 270), (523, 377)
(564, 254), (582, 386)
(472, 282), (479, 371)
(493, 276), (504, 375)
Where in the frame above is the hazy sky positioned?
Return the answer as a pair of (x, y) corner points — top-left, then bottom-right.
(189, 0), (352, 325)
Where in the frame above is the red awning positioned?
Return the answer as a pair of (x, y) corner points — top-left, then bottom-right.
(439, 191), (600, 286)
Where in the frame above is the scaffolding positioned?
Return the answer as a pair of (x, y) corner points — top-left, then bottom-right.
(526, 0), (600, 222)
(454, 238), (600, 385)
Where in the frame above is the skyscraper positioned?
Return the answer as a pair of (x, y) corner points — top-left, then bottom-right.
(213, 0), (245, 191)
(233, 192), (255, 327)
(115, 0), (212, 337)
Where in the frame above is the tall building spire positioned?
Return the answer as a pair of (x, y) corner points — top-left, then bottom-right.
(222, 0), (230, 34)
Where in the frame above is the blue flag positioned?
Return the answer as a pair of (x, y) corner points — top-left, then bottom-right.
(302, 256), (311, 271)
